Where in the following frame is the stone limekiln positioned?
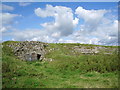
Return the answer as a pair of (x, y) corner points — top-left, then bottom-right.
(6, 41), (118, 61)
(6, 41), (48, 61)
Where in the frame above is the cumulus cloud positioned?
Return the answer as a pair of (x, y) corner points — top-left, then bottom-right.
(67, 7), (118, 46)
(1, 4), (14, 11)
(3, 29), (58, 43)
(95, 20), (118, 45)
(35, 4), (78, 37)
(64, 19), (118, 45)
(75, 7), (107, 31)
(75, 7), (107, 22)
(2, 5), (118, 46)
(19, 2), (31, 6)
(54, 7), (118, 45)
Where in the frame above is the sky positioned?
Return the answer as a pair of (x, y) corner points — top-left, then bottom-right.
(1, 2), (119, 46)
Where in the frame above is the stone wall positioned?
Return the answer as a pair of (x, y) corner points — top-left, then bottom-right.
(72, 46), (118, 55)
(6, 41), (48, 61)
(6, 41), (118, 61)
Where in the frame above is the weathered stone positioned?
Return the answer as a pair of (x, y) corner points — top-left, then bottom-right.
(7, 41), (47, 61)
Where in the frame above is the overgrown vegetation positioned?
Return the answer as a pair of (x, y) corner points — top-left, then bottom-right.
(2, 41), (119, 88)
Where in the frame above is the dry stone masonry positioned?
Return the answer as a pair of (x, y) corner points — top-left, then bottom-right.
(6, 41), (118, 61)
(7, 41), (48, 61)
(72, 45), (118, 55)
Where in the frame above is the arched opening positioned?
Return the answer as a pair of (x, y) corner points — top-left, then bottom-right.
(37, 54), (41, 60)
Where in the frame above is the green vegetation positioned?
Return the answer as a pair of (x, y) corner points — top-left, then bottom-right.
(2, 41), (119, 88)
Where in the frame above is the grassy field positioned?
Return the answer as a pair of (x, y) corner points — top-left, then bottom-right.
(2, 41), (119, 88)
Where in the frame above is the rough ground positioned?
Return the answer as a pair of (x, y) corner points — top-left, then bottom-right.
(2, 41), (119, 88)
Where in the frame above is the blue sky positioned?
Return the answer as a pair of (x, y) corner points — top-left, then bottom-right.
(1, 2), (118, 45)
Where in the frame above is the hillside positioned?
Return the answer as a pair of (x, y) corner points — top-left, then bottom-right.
(2, 41), (119, 88)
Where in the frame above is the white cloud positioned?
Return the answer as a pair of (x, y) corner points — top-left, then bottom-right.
(58, 38), (77, 43)
(3, 29), (57, 43)
(55, 7), (118, 45)
(35, 4), (78, 37)
(19, 2), (31, 6)
(75, 7), (107, 23)
(73, 17), (79, 27)
(75, 7), (107, 31)
(51, 32), (61, 38)
(6, 18), (118, 45)
(1, 26), (12, 32)
(64, 19), (118, 46)
(1, 4), (14, 11)
(1, 13), (20, 25)
(0, 13), (21, 32)
(2, 5), (118, 46)
(69, 7), (118, 45)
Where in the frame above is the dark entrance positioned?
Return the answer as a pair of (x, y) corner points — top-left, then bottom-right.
(37, 54), (41, 60)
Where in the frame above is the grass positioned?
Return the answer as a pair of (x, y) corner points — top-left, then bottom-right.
(2, 41), (119, 88)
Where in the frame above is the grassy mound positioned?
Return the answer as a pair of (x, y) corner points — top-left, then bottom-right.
(2, 41), (119, 88)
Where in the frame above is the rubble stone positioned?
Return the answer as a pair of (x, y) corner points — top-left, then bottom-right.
(7, 41), (47, 61)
